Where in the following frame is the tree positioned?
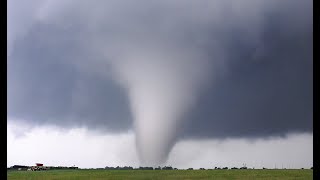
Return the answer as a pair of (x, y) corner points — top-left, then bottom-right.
(162, 166), (173, 170)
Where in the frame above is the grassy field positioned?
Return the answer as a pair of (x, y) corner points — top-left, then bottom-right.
(7, 169), (313, 180)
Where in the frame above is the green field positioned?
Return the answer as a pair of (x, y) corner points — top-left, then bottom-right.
(7, 169), (313, 180)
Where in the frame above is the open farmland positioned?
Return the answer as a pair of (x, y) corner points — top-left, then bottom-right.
(7, 169), (313, 180)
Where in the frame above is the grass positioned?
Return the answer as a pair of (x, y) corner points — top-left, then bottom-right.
(7, 169), (313, 180)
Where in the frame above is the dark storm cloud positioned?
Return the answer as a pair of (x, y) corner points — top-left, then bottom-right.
(8, 0), (312, 140)
(181, 8), (313, 139)
(8, 22), (132, 131)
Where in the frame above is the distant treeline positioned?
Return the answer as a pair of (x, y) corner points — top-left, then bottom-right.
(8, 165), (313, 171)
(104, 166), (176, 170)
(104, 166), (240, 170)
(7, 165), (78, 171)
(103, 166), (313, 170)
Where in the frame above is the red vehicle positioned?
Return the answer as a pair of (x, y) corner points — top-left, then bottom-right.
(36, 163), (43, 166)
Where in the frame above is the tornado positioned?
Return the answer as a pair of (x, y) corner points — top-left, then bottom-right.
(107, 44), (211, 166)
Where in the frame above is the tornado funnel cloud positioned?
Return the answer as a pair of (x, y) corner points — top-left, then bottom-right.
(109, 49), (211, 166)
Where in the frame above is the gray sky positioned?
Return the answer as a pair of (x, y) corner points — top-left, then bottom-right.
(8, 0), (312, 167)
(7, 121), (313, 169)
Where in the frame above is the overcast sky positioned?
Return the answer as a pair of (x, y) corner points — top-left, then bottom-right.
(7, 121), (313, 169)
(8, 0), (312, 168)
